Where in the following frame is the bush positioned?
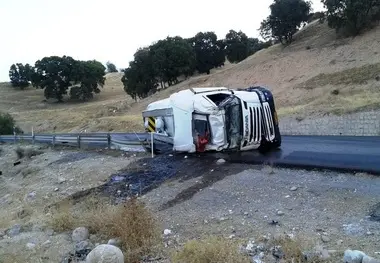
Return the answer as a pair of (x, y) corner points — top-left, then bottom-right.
(0, 112), (22, 135)
(322, 0), (380, 36)
(171, 236), (251, 263)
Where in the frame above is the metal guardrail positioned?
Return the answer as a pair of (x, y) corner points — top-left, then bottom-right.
(0, 132), (156, 152)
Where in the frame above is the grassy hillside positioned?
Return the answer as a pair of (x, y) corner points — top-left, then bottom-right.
(1, 21), (380, 133)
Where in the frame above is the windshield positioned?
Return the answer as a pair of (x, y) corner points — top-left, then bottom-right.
(222, 95), (243, 149)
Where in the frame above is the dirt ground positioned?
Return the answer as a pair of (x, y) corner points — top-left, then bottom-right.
(0, 144), (380, 262)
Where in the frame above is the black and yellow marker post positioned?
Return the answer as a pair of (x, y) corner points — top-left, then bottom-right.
(146, 116), (156, 133)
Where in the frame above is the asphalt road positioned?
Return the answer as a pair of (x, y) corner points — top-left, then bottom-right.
(223, 135), (380, 175)
(1, 133), (379, 175)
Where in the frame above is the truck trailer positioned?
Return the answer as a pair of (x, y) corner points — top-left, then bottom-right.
(142, 86), (281, 154)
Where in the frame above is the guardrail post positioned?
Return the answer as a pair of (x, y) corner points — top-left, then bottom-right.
(151, 132), (154, 158)
(13, 126), (16, 144)
(77, 134), (81, 149)
(107, 133), (111, 149)
(32, 127), (35, 144)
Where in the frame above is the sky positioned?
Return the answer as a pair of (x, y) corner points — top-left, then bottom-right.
(0, 0), (324, 82)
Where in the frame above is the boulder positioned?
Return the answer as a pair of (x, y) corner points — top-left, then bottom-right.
(86, 244), (124, 263)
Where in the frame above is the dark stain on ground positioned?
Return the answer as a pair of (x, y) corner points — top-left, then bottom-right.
(50, 152), (254, 210)
(369, 202), (380, 221)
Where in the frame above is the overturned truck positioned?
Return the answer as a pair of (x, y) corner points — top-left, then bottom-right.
(142, 86), (281, 153)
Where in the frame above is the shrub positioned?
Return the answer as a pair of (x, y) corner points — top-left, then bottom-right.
(171, 236), (251, 263)
(49, 197), (161, 262)
(0, 112), (22, 135)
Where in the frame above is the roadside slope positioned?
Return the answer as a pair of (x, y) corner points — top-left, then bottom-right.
(1, 21), (379, 133)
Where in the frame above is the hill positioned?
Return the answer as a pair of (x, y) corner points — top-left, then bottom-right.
(1, 21), (380, 134)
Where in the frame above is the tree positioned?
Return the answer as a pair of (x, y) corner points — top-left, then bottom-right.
(121, 47), (158, 101)
(106, 61), (118, 73)
(188, 32), (225, 74)
(32, 56), (106, 102)
(259, 0), (312, 45)
(150, 36), (196, 87)
(32, 56), (77, 102)
(70, 60), (106, 101)
(322, 0), (380, 36)
(0, 112), (22, 135)
(225, 30), (249, 63)
(8, 63), (34, 89)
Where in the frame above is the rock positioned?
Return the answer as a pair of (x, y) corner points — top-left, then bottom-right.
(107, 238), (121, 247)
(54, 187), (59, 192)
(86, 244), (124, 263)
(58, 177), (66, 184)
(228, 234), (235, 239)
(290, 186), (298, 191)
(376, 76), (380, 81)
(363, 255), (380, 263)
(26, 242), (36, 250)
(216, 158), (226, 165)
(42, 240), (51, 248)
(367, 231), (374, 236)
(72, 227), (90, 242)
(343, 249), (366, 263)
(277, 210), (285, 216)
(245, 240), (256, 255)
(76, 240), (94, 252)
(7, 224), (22, 237)
(0, 229), (5, 237)
(321, 235), (330, 243)
(272, 246), (284, 259)
(336, 239), (343, 245)
(163, 229), (172, 236)
(256, 243), (266, 252)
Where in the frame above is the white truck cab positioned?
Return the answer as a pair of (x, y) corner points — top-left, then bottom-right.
(142, 86), (281, 153)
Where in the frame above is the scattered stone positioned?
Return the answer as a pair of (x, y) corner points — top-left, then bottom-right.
(7, 224), (22, 237)
(272, 246), (284, 259)
(321, 235), (330, 243)
(107, 238), (121, 247)
(245, 240), (255, 255)
(26, 242), (36, 250)
(72, 227), (89, 242)
(290, 186), (298, 191)
(228, 234), (235, 239)
(58, 177), (66, 184)
(75, 240), (94, 252)
(163, 229), (172, 236)
(256, 243), (266, 252)
(269, 220), (279, 225)
(216, 158), (226, 165)
(366, 231), (374, 236)
(277, 210), (285, 216)
(0, 229), (5, 237)
(86, 244), (124, 263)
(336, 239), (343, 245)
(376, 76), (380, 81)
(219, 217), (228, 221)
(343, 249), (366, 263)
(363, 255), (380, 263)
(42, 240), (51, 248)
(54, 187), (59, 192)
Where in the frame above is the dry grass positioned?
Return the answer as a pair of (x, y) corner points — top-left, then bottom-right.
(266, 235), (338, 263)
(171, 236), (251, 263)
(296, 63), (380, 89)
(49, 196), (161, 262)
